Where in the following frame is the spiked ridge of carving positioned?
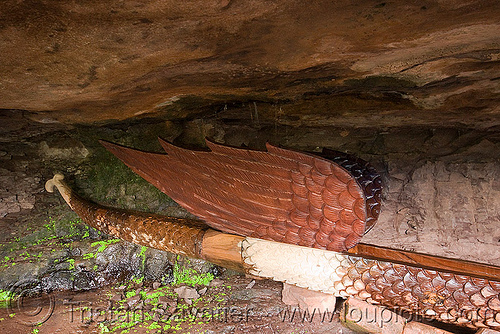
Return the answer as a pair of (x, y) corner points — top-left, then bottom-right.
(101, 139), (381, 251)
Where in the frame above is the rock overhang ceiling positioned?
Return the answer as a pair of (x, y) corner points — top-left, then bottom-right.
(0, 0), (499, 127)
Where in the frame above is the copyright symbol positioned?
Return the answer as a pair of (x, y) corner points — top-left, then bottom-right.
(7, 280), (55, 326)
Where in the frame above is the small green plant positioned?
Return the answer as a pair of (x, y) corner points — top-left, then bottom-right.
(83, 239), (121, 259)
(139, 245), (147, 269)
(43, 219), (56, 232)
(173, 257), (214, 287)
(31, 324), (42, 334)
(132, 276), (144, 285)
(0, 290), (14, 308)
(82, 225), (91, 239)
(98, 322), (110, 333)
(67, 258), (75, 270)
(125, 290), (136, 299)
(147, 322), (162, 330)
(105, 319), (138, 333)
(91, 239), (122, 253)
(139, 286), (176, 305)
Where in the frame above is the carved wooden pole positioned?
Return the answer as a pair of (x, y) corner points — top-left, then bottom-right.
(46, 174), (245, 272)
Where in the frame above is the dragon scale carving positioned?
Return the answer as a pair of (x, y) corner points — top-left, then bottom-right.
(100, 139), (382, 252)
(44, 139), (500, 331)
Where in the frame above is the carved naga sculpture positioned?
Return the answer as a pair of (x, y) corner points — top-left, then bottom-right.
(46, 139), (500, 331)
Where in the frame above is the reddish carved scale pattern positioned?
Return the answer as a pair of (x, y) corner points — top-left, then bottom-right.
(70, 192), (207, 258)
(321, 149), (383, 234)
(281, 157), (366, 251)
(101, 139), (381, 252)
(340, 256), (500, 330)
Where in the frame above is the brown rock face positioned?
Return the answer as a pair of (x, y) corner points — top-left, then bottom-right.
(1, 0), (499, 126)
